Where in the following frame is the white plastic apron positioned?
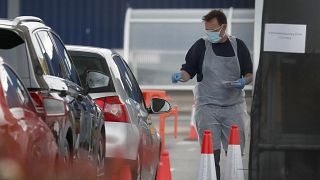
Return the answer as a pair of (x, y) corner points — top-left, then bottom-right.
(194, 37), (247, 152)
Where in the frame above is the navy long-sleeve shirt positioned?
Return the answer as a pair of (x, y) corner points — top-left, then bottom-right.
(181, 38), (253, 82)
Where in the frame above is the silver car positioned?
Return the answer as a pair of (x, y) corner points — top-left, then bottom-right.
(66, 45), (171, 180)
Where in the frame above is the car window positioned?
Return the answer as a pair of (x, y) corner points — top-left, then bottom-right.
(0, 29), (32, 86)
(36, 31), (64, 78)
(0, 65), (34, 110)
(120, 57), (146, 106)
(34, 34), (52, 75)
(70, 54), (115, 92)
(113, 55), (134, 99)
(50, 33), (81, 85)
(113, 55), (144, 105)
(32, 34), (49, 75)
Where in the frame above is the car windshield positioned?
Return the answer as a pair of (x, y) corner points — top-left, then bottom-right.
(70, 53), (115, 93)
(0, 29), (30, 87)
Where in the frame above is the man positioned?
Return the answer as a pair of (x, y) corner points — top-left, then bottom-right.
(172, 10), (252, 180)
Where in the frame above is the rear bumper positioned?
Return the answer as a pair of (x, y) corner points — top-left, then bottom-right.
(104, 122), (140, 160)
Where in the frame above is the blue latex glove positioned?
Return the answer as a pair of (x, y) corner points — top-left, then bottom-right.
(171, 72), (182, 83)
(230, 78), (247, 89)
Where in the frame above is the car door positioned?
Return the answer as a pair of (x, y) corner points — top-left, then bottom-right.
(121, 57), (160, 177)
(113, 54), (155, 177)
(0, 64), (57, 162)
(50, 32), (102, 154)
(34, 30), (78, 158)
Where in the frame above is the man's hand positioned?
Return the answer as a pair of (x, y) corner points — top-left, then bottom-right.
(171, 72), (182, 83)
(230, 78), (247, 89)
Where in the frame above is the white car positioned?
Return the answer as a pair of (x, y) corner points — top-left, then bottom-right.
(66, 45), (171, 180)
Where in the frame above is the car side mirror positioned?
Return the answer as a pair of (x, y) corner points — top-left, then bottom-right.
(149, 98), (171, 114)
(43, 98), (66, 116)
(86, 71), (110, 90)
(43, 75), (68, 91)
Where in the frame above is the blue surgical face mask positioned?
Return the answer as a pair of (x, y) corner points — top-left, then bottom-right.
(206, 31), (221, 43)
(205, 26), (224, 43)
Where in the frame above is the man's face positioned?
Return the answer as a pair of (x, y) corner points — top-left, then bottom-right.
(205, 18), (226, 37)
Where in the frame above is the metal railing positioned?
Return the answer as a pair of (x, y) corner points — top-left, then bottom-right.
(124, 8), (255, 90)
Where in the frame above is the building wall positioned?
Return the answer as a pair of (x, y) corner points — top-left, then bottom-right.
(20, 0), (254, 48)
(0, 0), (7, 18)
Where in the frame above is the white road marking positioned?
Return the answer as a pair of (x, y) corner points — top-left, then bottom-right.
(177, 141), (198, 145)
(187, 147), (197, 152)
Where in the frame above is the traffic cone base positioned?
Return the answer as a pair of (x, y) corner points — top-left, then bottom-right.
(197, 154), (217, 180)
(223, 125), (244, 180)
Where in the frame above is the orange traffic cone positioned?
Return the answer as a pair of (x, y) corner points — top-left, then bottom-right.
(187, 104), (198, 140)
(197, 130), (217, 180)
(112, 165), (132, 180)
(156, 150), (172, 180)
(223, 125), (244, 180)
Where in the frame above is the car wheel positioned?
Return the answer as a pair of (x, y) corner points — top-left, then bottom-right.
(62, 138), (72, 164)
(57, 137), (72, 179)
(132, 151), (142, 180)
(96, 132), (106, 179)
(154, 145), (162, 180)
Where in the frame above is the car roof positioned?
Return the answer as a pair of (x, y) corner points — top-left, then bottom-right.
(0, 19), (15, 26)
(0, 56), (4, 65)
(66, 45), (114, 59)
(0, 16), (49, 32)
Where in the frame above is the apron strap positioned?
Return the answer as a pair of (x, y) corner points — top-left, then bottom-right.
(228, 36), (239, 61)
(202, 37), (212, 50)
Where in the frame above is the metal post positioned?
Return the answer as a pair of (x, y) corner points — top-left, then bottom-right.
(227, 7), (234, 35)
(123, 7), (132, 62)
(253, 0), (264, 94)
(8, 0), (20, 19)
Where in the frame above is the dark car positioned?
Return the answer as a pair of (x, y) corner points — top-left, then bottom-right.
(67, 45), (171, 180)
(0, 57), (58, 179)
(0, 16), (105, 168)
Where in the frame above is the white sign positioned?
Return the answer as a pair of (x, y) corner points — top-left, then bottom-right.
(264, 24), (306, 53)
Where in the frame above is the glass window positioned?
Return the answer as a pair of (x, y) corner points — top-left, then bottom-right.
(50, 33), (81, 85)
(113, 55), (134, 100)
(121, 57), (145, 105)
(127, 9), (254, 87)
(0, 29), (31, 86)
(113, 55), (144, 105)
(32, 34), (49, 75)
(70, 54), (115, 92)
(36, 31), (64, 78)
(0, 65), (34, 110)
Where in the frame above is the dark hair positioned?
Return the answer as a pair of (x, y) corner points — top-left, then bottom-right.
(202, 10), (227, 25)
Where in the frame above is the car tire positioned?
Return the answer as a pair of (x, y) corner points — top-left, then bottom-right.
(131, 150), (142, 180)
(56, 136), (73, 179)
(154, 144), (162, 180)
(62, 137), (72, 164)
(96, 131), (106, 179)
